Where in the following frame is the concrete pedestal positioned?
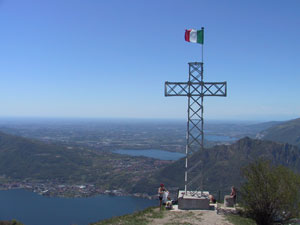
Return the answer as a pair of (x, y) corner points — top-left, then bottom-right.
(178, 190), (210, 210)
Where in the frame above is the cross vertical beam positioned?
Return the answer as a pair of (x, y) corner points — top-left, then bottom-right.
(187, 63), (204, 192)
(165, 62), (227, 193)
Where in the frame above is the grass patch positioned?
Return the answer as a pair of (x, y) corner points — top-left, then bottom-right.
(225, 214), (256, 225)
(164, 223), (192, 225)
(90, 206), (164, 225)
(167, 211), (202, 225)
(172, 211), (194, 219)
(149, 207), (164, 219)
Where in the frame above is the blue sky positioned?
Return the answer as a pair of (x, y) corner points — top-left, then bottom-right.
(0, 0), (299, 121)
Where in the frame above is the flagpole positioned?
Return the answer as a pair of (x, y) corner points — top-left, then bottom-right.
(201, 27), (204, 63)
(202, 42), (203, 63)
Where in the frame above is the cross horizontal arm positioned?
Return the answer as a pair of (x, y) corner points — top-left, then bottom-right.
(165, 81), (227, 97)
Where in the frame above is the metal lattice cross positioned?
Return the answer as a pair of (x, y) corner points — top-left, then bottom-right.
(165, 62), (227, 193)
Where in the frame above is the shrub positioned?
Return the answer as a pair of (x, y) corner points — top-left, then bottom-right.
(240, 160), (300, 225)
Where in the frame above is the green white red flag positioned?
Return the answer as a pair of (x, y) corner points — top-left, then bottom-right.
(185, 29), (204, 44)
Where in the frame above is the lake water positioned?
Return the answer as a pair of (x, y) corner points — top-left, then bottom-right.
(206, 134), (236, 142)
(0, 189), (155, 225)
(113, 149), (185, 160)
(113, 135), (235, 161)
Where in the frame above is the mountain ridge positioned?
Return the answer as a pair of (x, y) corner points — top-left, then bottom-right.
(131, 137), (300, 196)
(257, 117), (300, 147)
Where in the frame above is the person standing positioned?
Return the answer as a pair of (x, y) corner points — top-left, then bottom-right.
(158, 183), (168, 208)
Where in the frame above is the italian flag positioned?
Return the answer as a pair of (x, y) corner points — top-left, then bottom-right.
(185, 29), (204, 44)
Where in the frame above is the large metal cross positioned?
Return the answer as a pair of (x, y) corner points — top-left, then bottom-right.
(165, 62), (227, 193)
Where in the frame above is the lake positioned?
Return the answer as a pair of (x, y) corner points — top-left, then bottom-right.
(113, 149), (185, 160)
(113, 134), (235, 161)
(0, 189), (156, 225)
(205, 134), (237, 142)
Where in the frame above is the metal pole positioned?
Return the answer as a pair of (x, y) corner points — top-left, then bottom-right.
(201, 28), (204, 190)
(201, 63), (204, 151)
(185, 64), (192, 194)
(185, 112), (189, 194)
(202, 42), (203, 63)
(201, 27), (204, 63)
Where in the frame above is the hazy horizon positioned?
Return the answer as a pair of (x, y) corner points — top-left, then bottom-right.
(0, 115), (298, 124)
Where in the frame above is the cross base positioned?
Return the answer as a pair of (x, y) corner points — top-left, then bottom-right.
(177, 190), (210, 210)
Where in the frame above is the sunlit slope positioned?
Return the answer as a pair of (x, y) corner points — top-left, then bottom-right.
(258, 118), (300, 147)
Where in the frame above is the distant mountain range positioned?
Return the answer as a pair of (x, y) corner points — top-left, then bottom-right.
(131, 137), (300, 196)
(257, 117), (300, 147)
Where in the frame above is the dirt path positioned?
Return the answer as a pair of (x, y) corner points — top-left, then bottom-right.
(148, 208), (233, 225)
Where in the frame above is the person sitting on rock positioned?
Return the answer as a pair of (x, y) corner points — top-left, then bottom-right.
(230, 186), (237, 203)
(224, 186), (237, 207)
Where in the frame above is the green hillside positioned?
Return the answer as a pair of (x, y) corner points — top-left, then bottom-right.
(258, 117), (300, 147)
(0, 131), (163, 191)
(0, 131), (96, 181)
(131, 137), (300, 196)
